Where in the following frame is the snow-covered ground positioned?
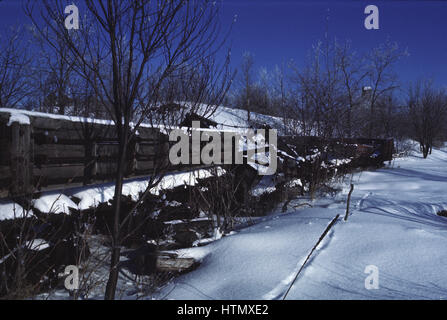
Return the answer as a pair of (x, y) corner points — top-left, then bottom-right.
(155, 147), (447, 300)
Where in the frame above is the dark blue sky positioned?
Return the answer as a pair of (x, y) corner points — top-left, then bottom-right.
(1, 0), (446, 88)
(219, 0), (447, 88)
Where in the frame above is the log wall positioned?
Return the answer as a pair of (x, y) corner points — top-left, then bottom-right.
(0, 109), (395, 199)
(0, 111), (170, 198)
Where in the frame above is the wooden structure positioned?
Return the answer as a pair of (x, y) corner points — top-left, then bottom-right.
(0, 108), (395, 199)
(0, 109), (169, 198)
(278, 136), (394, 177)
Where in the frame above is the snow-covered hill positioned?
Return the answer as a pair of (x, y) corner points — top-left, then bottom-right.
(206, 105), (285, 131)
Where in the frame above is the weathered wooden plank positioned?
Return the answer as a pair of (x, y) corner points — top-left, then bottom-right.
(33, 129), (85, 145)
(136, 144), (155, 156)
(0, 138), (10, 165)
(32, 117), (73, 130)
(83, 142), (97, 185)
(34, 144), (85, 159)
(135, 160), (155, 171)
(166, 219), (213, 234)
(32, 124), (162, 145)
(34, 164), (85, 180)
(96, 162), (117, 176)
(135, 154), (158, 162)
(136, 127), (160, 140)
(97, 144), (119, 157)
(32, 117), (112, 132)
(10, 123), (32, 196)
(33, 126), (118, 145)
(34, 157), (86, 166)
(156, 255), (195, 272)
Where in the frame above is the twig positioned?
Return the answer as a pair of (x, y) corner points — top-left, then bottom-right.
(344, 183), (354, 221)
(282, 214), (340, 300)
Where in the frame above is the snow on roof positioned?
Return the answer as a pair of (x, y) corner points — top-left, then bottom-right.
(0, 107), (115, 126)
(7, 112), (30, 126)
(0, 104), (285, 133)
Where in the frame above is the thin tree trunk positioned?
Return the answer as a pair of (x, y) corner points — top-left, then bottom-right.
(104, 133), (128, 300)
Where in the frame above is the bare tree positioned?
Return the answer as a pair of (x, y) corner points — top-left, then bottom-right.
(26, 0), (232, 299)
(272, 62), (289, 132)
(284, 38), (406, 140)
(375, 93), (402, 138)
(191, 167), (244, 236)
(407, 80), (447, 158)
(240, 51), (254, 122)
(28, 24), (77, 115)
(255, 67), (271, 115)
(364, 40), (407, 137)
(335, 41), (367, 138)
(0, 26), (32, 109)
(291, 39), (344, 139)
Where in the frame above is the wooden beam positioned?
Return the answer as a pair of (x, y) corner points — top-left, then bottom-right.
(10, 123), (32, 197)
(135, 160), (155, 172)
(34, 164), (85, 180)
(35, 144), (85, 159)
(156, 255), (196, 272)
